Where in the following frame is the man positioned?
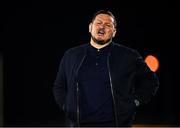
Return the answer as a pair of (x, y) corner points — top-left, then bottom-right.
(53, 10), (159, 127)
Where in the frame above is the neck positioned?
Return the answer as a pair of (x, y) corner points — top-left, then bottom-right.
(90, 39), (111, 49)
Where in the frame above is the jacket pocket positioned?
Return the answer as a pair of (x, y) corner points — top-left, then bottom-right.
(118, 98), (136, 113)
(116, 97), (137, 125)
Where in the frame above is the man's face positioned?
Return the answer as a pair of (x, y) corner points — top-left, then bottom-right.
(89, 14), (116, 45)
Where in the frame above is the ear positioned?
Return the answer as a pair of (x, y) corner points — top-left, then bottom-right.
(89, 23), (92, 33)
(112, 29), (117, 37)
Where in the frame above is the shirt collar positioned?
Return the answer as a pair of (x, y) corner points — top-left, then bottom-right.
(88, 43), (112, 55)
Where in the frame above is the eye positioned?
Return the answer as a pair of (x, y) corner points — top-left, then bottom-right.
(105, 24), (113, 28)
(96, 22), (102, 25)
(105, 24), (111, 28)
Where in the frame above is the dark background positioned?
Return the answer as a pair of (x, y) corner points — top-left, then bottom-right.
(1, 0), (179, 127)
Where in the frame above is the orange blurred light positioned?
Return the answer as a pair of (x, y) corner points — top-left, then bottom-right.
(145, 55), (159, 72)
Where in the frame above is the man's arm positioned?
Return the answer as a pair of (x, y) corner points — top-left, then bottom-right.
(53, 53), (67, 111)
(134, 53), (159, 105)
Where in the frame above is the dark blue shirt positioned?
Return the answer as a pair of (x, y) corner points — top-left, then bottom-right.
(78, 43), (115, 125)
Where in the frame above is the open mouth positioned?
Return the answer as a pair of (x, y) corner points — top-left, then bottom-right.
(97, 30), (105, 36)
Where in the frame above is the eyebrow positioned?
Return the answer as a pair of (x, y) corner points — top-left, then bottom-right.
(95, 19), (112, 24)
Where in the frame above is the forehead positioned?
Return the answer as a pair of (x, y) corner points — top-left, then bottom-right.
(94, 14), (114, 23)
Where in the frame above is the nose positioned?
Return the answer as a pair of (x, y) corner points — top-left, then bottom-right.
(99, 24), (105, 29)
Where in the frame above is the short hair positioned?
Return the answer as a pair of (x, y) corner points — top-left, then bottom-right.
(91, 10), (117, 28)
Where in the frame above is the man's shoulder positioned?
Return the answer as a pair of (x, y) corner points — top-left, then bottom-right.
(112, 42), (138, 54)
(65, 43), (88, 55)
(112, 42), (142, 60)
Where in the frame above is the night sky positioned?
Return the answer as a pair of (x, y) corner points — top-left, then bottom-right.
(1, 0), (179, 126)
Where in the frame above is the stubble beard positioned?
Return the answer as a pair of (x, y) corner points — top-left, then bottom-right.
(91, 35), (112, 45)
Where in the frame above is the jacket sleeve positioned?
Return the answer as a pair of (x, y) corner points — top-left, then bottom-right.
(134, 52), (159, 105)
(53, 53), (67, 111)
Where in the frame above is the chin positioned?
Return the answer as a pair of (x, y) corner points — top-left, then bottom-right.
(92, 35), (110, 45)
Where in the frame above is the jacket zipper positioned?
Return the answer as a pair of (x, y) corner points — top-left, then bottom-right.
(107, 53), (118, 126)
(76, 82), (80, 127)
(75, 55), (86, 127)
